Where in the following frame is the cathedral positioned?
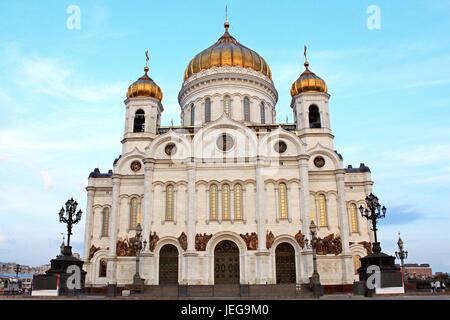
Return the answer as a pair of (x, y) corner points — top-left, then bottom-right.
(83, 19), (374, 292)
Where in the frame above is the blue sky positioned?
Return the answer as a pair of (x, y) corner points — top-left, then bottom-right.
(0, 0), (449, 272)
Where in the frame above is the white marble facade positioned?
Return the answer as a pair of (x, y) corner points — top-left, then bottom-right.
(83, 25), (374, 288)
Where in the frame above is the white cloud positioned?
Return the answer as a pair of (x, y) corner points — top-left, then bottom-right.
(40, 171), (54, 191)
(16, 56), (124, 102)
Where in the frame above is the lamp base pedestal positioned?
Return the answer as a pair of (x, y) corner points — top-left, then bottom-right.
(358, 244), (403, 296)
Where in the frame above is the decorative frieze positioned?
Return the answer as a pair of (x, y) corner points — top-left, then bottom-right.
(266, 231), (275, 249)
(294, 230), (306, 249)
(116, 237), (137, 257)
(316, 233), (342, 255)
(195, 233), (213, 251)
(240, 232), (258, 250)
(88, 245), (100, 260)
(149, 232), (159, 252)
(178, 232), (188, 251)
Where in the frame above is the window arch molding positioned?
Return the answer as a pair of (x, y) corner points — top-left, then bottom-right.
(277, 182), (289, 220)
(165, 184), (176, 222)
(128, 196), (142, 230)
(98, 258), (108, 278)
(133, 109), (145, 133)
(100, 205), (111, 238)
(260, 101), (266, 124)
(316, 193), (329, 228)
(348, 201), (360, 234)
(223, 94), (232, 116)
(243, 96), (250, 122)
(204, 97), (212, 122)
(308, 104), (322, 128)
(190, 103), (195, 126)
(208, 183), (219, 221)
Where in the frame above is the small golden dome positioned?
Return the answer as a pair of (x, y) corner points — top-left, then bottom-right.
(290, 61), (327, 97)
(127, 66), (163, 101)
(184, 22), (272, 81)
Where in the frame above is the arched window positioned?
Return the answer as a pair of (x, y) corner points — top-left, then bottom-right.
(243, 97), (250, 122)
(209, 185), (218, 220)
(260, 102), (266, 124)
(133, 109), (145, 132)
(165, 185), (174, 221)
(190, 104), (195, 126)
(101, 207), (109, 237)
(129, 197), (139, 229)
(353, 255), (362, 274)
(99, 259), (107, 278)
(222, 184), (231, 220)
(223, 95), (231, 115)
(349, 203), (359, 233)
(309, 105), (321, 128)
(278, 183), (288, 219)
(205, 98), (211, 122)
(318, 194), (328, 227)
(234, 184), (243, 220)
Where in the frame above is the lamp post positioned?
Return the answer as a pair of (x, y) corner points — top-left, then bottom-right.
(132, 223), (147, 292)
(309, 221), (323, 298)
(15, 264), (21, 278)
(395, 232), (408, 282)
(359, 193), (386, 253)
(58, 197), (83, 256)
(15, 264), (21, 294)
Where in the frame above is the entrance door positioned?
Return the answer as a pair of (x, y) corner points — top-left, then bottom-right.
(214, 240), (240, 284)
(159, 244), (179, 285)
(275, 243), (296, 283)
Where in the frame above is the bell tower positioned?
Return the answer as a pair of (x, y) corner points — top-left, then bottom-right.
(291, 46), (333, 148)
(122, 51), (164, 153)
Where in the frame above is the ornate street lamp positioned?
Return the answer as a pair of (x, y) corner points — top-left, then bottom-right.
(359, 193), (386, 253)
(58, 197), (83, 256)
(309, 221), (323, 298)
(132, 223), (147, 292)
(395, 232), (408, 282)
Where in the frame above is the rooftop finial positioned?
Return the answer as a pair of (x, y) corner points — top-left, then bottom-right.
(224, 5), (230, 31)
(144, 50), (150, 74)
(304, 45), (309, 69)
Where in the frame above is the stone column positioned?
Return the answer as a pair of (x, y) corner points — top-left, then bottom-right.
(336, 169), (354, 284)
(298, 155), (312, 283)
(298, 155), (310, 235)
(142, 159), (155, 244)
(141, 159), (155, 283)
(83, 187), (95, 261)
(107, 176), (121, 291)
(184, 161), (198, 284)
(82, 187), (95, 285)
(255, 159), (269, 283)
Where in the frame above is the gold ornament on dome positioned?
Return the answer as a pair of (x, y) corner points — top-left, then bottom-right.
(184, 20), (272, 81)
(127, 51), (163, 101)
(290, 46), (327, 97)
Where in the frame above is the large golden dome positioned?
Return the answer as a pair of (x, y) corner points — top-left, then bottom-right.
(290, 61), (327, 97)
(127, 66), (163, 101)
(184, 22), (272, 81)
